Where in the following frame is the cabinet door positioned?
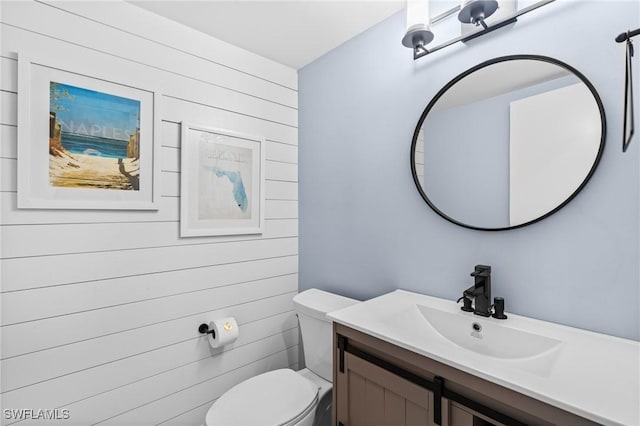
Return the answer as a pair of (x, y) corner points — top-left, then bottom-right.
(448, 402), (474, 426)
(336, 351), (436, 426)
(449, 401), (507, 426)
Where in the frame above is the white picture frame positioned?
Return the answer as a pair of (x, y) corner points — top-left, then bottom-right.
(180, 123), (265, 237)
(17, 54), (161, 210)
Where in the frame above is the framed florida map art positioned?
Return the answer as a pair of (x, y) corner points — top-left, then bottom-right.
(180, 123), (265, 237)
(17, 54), (161, 210)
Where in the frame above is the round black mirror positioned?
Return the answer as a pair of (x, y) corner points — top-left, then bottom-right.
(410, 55), (606, 231)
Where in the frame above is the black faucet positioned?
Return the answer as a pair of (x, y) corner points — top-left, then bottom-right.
(463, 265), (492, 317)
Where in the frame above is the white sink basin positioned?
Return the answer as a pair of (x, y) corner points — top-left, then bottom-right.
(326, 289), (640, 426)
(416, 304), (562, 359)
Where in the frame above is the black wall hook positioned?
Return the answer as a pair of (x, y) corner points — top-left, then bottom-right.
(198, 323), (215, 338)
(618, 28), (638, 152)
(616, 28), (640, 43)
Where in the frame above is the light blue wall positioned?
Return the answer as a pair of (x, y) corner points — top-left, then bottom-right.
(299, 1), (640, 340)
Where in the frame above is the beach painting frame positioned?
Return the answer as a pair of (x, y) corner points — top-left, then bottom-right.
(17, 55), (161, 210)
(180, 123), (265, 237)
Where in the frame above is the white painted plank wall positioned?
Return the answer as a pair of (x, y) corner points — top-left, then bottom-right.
(0, 0), (4, 420)
(0, 1), (298, 424)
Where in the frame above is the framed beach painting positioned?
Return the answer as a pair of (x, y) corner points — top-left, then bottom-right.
(180, 123), (265, 237)
(17, 55), (161, 210)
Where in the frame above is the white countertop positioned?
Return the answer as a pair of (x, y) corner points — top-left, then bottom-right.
(327, 290), (640, 426)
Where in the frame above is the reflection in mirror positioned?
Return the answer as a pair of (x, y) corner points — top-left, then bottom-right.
(411, 55), (605, 230)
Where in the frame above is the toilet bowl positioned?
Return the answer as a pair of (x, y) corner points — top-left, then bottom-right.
(205, 368), (330, 426)
(204, 289), (359, 426)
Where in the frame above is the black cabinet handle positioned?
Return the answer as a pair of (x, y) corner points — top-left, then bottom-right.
(434, 376), (444, 425)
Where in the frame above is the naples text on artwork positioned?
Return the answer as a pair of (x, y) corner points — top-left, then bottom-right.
(198, 135), (253, 221)
(48, 81), (141, 191)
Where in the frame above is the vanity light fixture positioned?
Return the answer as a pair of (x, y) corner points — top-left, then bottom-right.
(401, 0), (434, 56)
(458, 0), (499, 29)
(402, 0), (555, 60)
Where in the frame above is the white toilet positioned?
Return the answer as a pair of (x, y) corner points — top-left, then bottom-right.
(204, 288), (359, 426)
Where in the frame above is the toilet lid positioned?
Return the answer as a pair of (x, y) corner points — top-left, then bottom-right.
(206, 369), (319, 426)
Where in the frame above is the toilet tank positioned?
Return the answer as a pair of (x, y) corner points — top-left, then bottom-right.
(293, 289), (359, 382)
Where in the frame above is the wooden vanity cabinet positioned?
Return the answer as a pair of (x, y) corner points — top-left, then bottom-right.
(333, 323), (598, 426)
(336, 347), (434, 426)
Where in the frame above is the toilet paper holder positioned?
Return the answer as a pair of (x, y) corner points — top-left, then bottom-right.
(198, 323), (215, 338)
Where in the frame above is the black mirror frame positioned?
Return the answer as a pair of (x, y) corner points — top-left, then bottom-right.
(410, 54), (606, 231)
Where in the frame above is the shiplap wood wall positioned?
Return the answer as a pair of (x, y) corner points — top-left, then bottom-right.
(0, 1), (298, 424)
